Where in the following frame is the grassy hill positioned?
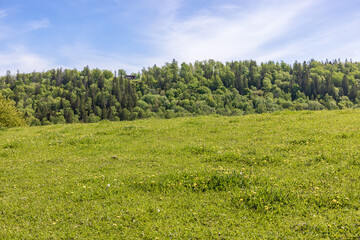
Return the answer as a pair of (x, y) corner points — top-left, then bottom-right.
(1, 110), (360, 239)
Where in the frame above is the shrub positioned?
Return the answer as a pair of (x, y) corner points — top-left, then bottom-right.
(0, 94), (26, 128)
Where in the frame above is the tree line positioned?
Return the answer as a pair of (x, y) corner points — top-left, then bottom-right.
(1, 59), (360, 126)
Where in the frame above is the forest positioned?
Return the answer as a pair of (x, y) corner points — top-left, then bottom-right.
(1, 59), (360, 126)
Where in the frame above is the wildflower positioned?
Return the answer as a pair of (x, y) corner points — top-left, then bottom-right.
(107, 184), (110, 187)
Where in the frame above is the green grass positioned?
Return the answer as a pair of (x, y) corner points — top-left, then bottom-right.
(1, 110), (360, 239)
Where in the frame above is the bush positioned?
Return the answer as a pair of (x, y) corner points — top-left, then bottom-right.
(89, 113), (100, 123)
(0, 94), (26, 128)
(307, 101), (324, 110)
(28, 117), (41, 126)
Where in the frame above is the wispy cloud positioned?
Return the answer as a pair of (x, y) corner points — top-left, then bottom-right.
(145, 0), (322, 63)
(0, 46), (55, 74)
(0, 9), (8, 18)
(0, 43), (142, 74)
(59, 42), (143, 73)
(256, 4), (360, 62)
(26, 18), (51, 31)
(0, 13), (51, 41)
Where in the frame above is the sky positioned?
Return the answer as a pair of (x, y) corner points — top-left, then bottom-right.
(0, 0), (360, 75)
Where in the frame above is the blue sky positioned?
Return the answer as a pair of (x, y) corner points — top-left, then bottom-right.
(0, 0), (360, 75)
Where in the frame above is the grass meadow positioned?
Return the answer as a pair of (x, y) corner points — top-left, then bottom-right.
(1, 110), (360, 239)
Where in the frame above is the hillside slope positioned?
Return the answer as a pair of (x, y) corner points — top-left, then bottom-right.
(1, 110), (360, 238)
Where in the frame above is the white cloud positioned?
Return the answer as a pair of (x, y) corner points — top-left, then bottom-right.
(0, 44), (142, 75)
(0, 46), (55, 74)
(59, 42), (142, 73)
(0, 9), (8, 18)
(26, 18), (51, 31)
(133, 0), (184, 31)
(0, 9), (11, 39)
(0, 18), (51, 41)
(256, 9), (360, 63)
(146, 0), (321, 63)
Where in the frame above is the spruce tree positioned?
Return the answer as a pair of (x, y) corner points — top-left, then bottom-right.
(342, 75), (350, 96)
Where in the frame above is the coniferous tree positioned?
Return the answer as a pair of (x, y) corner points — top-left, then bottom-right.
(349, 84), (358, 101)
(234, 64), (244, 94)
(342, 75), (350, 96)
